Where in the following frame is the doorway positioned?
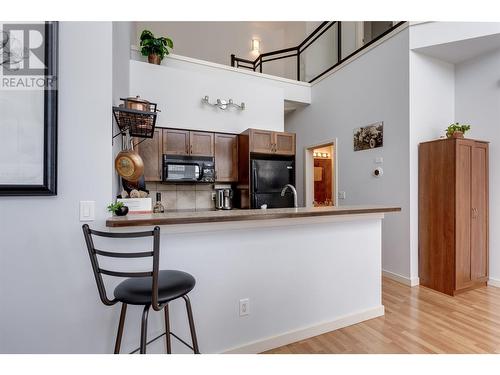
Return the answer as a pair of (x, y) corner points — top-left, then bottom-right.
(304, 140), (338, 207)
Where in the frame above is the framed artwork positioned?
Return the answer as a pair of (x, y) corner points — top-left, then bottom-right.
(0, 21), (58, 195)
(353, 121), (383, 151)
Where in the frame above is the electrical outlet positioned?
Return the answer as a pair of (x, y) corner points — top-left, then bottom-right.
(239, 298), (250, 317)
(375, 156), (383, 164)
(338, 191), (346, 200)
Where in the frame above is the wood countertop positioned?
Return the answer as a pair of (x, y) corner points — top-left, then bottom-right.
(106, 205), (401, 227)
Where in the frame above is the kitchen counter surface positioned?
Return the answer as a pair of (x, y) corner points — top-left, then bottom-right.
(106, 205), (401, 227)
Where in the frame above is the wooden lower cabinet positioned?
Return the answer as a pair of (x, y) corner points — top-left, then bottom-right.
(134, 129), (162, 181)
(214, 133), (238, 182)
(419, 138), (489, 295)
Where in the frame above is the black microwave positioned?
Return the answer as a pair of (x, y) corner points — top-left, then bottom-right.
(162, 155), (215, 183)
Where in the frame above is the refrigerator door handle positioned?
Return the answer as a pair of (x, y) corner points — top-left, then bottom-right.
(253, 167), (258, 192)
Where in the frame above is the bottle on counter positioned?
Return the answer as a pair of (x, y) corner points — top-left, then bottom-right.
(153, 192), (165, 213)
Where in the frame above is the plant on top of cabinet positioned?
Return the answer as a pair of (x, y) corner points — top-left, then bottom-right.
(446, 122), (471, 139)
(139, 30), (173, 65)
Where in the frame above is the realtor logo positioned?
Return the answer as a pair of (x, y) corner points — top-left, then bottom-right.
(0, 22), (56, 90)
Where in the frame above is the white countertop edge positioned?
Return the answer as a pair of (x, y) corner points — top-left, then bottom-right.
(108, 212), (385, 234)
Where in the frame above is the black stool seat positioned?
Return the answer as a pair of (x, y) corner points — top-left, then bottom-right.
(114, 270), (196, 305)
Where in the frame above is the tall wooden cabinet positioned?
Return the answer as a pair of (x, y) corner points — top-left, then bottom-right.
(419, 138), (489, 295)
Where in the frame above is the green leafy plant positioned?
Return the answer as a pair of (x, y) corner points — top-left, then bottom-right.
(107, 201), (124, 214)
(139, 30), (173, 61)
(446, 122), (471, 137)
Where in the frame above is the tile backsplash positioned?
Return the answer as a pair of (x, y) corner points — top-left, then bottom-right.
(146, 183), (215, 211)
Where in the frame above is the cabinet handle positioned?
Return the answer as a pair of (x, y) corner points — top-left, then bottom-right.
(471, 207), (479, 218)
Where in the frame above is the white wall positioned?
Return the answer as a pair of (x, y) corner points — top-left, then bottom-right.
(455, 48), (500, 283)
(285, 29), (411, 280)
(408, 51), (455, 281)
(410, 22), (500, 50)
(133, 22), (308, 80)
(112, 22), (132, 196)
(0, 22), (115, 353)
(130, 57), (312, 134)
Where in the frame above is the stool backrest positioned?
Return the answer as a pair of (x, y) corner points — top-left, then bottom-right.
(82, 224), (161, 309)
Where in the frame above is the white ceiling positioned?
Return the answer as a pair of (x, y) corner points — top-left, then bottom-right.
(414, 33), (500, 64)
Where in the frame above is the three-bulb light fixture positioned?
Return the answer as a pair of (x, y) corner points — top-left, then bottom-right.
(313, 152), (330, 158)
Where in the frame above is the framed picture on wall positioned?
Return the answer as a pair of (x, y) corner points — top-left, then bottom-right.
(353, 121), (383, 151)
(0, 21), (58, 196)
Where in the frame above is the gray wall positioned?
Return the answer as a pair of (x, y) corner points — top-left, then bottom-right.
(0, 22), (115, 353)
(112, 22), (132, 196)
(285, 28), (411, 279)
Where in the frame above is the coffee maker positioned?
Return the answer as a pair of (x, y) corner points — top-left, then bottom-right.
(215, 188), (233, 210)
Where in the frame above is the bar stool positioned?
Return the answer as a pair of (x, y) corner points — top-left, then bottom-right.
(82, 224), (200, 354)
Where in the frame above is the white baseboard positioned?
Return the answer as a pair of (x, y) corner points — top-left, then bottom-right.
(382, 269), (420, 287)
(222, 305), (384, 354)
(487, 278), (500, 288)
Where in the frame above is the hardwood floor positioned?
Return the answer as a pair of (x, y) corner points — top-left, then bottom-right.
(265, 277), (500, 354)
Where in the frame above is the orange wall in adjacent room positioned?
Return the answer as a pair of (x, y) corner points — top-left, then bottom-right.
(314, 158), (332, 204)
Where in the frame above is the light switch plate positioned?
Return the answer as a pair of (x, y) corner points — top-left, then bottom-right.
(80, 201), (95, 222)
(338, 191), (346, 200)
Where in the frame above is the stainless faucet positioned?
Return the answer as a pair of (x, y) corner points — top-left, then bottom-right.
(281, 184), (298, 208)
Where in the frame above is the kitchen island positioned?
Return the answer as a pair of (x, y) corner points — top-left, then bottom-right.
(105, 205), (400, 353)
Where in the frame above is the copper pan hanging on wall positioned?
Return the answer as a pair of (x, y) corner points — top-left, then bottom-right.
(114, 139), (144, 182)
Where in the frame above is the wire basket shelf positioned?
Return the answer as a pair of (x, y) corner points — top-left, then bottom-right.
(112, 103), (159, 138)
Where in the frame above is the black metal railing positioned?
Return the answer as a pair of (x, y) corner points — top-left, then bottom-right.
(231, 21), (406, 83)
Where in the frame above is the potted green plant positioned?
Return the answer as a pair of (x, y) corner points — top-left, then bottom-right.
(107, 201), (129, 216)
(446, 123), (471, 139)
(139, 30), (173, 65)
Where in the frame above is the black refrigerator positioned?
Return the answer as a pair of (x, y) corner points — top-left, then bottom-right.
(251, 157), (295, 208)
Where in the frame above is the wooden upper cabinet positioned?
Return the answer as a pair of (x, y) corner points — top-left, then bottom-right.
(250, 129), (274, 153)
(163, 129), (190, 155)
(135, 129), (162, 182)
(247, 129), (296, 155)
(214, 133), (238, 182)
(190, 131), (214, 157)
(274, 132), (296, 155)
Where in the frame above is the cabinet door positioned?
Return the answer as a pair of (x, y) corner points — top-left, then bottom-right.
(471, 143), (488, 281)
(135, 129), (162, 182)
(274, 132), (296, 155)
(163, 129), (189, 155)
(215, 133), (238, 182)
(455, 141), (473, 291)
(190, 131), (214, 157)
(250, 129), (273, 153)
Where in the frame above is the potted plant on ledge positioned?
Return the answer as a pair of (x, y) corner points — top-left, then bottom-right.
(107, 201), (129, 216)
(446, 123), (471, 139)
(140, 30), (174, 65)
